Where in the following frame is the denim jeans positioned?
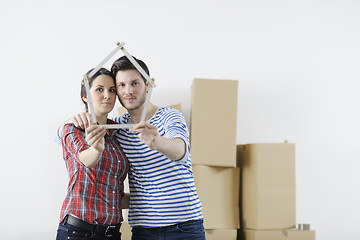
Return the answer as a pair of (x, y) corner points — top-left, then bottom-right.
(56, 220), (121, 240)
(131, 220), (205, 240)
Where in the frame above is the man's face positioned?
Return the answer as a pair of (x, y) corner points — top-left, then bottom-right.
(115, 69), (149, 111)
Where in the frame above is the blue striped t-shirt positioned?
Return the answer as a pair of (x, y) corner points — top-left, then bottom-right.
(113, 107), (203, 228)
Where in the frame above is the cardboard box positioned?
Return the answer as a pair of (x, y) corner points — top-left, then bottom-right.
(238, 143), (296, 230)
(192, 165), (240, 229)
(242, 229), (315, 240)
(205, 229), (238, 240)
(120, 221), (131, 240)
(190, 78), (238, 167)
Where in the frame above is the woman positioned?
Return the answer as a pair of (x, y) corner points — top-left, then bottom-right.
(56, 68), (129, 240)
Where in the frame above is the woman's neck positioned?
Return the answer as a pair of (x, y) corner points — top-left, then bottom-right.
(95, 114), (108, 125)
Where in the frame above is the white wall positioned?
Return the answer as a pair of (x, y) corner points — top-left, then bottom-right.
(0, 0), (359, 239)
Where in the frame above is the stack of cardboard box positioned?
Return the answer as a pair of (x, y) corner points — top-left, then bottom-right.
(190, 79), (316, 240)
(190, 78), (240, 240)
(237, 143), (315, 240)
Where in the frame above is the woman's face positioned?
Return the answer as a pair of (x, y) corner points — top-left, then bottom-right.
(83, 74), (116, 116)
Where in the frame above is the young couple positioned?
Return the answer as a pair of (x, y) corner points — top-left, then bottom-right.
(56, 56), (205, 240)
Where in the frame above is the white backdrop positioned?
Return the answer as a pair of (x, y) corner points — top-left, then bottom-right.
(0, 0), (359, 239)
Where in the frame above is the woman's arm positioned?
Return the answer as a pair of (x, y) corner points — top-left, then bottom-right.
(79, 125), (106, 168)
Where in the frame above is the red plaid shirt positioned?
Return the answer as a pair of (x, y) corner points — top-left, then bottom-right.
(60, 120), (128, 225)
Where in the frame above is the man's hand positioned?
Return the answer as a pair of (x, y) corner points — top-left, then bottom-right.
(130, 122), (160, 150)
(130, 122), (186, 161)
(72, 112), (92, 129)
(58, 112), (92, 139)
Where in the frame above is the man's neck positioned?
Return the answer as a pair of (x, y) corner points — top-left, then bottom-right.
(128, 102), (157, 123)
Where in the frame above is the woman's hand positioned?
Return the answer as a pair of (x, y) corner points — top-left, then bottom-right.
(85, 125), (106, 153)
(79, 125), (106, 168)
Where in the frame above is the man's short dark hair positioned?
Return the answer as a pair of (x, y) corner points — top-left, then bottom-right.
(111, 56), (150, 83)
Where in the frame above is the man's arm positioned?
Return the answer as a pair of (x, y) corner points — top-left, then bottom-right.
(130, 122), (186, 161)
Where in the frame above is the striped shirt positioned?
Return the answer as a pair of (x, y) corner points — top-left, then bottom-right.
(113, 107), (203, 227)
(60, 120), (129, 225)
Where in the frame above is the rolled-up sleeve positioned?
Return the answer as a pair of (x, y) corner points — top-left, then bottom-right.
(163, 110), (190, 164)
(62, 123), (89, 165)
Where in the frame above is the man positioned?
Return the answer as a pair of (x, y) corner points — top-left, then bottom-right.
(60, 56), (205, 240)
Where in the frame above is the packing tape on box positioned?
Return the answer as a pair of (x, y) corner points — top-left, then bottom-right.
(298, 223), (310, 230)
(281, 229), (289, 237)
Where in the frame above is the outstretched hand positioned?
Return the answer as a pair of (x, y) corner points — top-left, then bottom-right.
(130, 122), (160, 150)
(130, 122), (186, 161)
(85, 125), (106, 153)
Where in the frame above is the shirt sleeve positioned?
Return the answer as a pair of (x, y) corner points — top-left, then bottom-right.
(62, 123), (90, 165)
(163, 108), (190, 164)
(54, 128), (62, 146)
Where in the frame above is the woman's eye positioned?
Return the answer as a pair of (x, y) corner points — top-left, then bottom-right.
(110, 88), (116, 93)
(96, 88), (103, 92)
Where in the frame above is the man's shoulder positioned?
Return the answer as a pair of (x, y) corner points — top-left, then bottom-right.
(153, 107), (186, 126)
(157, 106), (182, 117)
(113, 113), (131, 124)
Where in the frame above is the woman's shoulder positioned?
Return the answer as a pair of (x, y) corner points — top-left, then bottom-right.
(62, 123), (85, 140)
(63, 123), (86, 134)
(107, 119), (119, 125)
(63, 123), (82, 132)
